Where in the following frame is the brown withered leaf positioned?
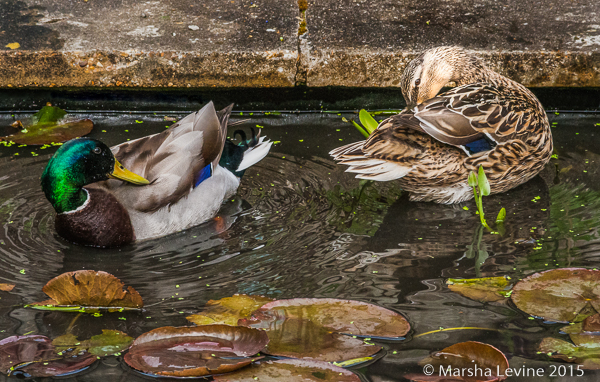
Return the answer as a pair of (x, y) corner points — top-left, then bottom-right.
(407, 341), (509, 381)
(28, 270), (143, 311)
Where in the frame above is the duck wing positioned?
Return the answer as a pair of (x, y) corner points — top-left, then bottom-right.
(330, 114), (464, 181)
(102, 102), (232, 212)
(410, 83), (539, 147)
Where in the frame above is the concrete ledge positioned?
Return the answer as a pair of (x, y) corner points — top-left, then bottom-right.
(0, 0), (599, 88)
(0, 51), (297, 88)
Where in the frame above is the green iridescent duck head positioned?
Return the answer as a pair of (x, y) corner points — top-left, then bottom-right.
(41, 138), (149, 214)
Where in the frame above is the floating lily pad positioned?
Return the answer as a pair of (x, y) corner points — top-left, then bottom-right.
(0, 335), (96, 377)
(213, 359), (361, 382)
(53, 330), (133, 356)
(3, 104), (93, 145)
(511, 268), (600, 322)
(407, 341), (509, 381)
(187, 294), (274, 326)
(241, 298), (409, 338)
(447, 276), (512, 303)
(27, 270), (143, 312)
(539, 336), (600, 369)
(0, 284), (14, 292)
(256, 317), (381, 362)
(124, 325), (268, 377)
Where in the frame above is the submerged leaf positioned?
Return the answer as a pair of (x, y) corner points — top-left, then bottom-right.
(0, 335), (96, 377)
(53, 330), (133, 356)
(124, 325), (268, 377)
(242, 298), (409, 338)
(2, 105), (92, 145)
(511, 268), (600, 322)
(447, 276), (512, 303)
(0, 284), (15, 292)
(409, 341), (508, 381)
(187, 294), (273, 326)
(213, 359), (361, 381)
(27, 270), (143, 312)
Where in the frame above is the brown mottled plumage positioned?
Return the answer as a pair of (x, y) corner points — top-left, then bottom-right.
(330, 46), (553, 204)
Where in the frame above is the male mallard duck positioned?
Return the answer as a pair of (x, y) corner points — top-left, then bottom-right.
(41, 102), (272, 247)
(330, 46), (553, 204)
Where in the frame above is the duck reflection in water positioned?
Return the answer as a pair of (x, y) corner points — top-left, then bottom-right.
(338, 173), (551, 280)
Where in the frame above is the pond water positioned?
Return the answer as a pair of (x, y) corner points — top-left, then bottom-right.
(0, 107), (600, 381)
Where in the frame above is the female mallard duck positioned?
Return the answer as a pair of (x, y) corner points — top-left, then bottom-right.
(41, 102), (272, 247)
(330, 46), (553, 204)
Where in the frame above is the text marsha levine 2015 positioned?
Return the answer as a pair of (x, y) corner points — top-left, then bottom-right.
(423, 364), (585, 378)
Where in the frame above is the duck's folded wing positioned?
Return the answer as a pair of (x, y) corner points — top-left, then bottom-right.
(104, 102), (231, 212)
(411, 83), (537, 147)
(330, 116), (431, 181)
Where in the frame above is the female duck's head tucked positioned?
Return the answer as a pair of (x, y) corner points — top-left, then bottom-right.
(41, 138), (148, 214)
(400, 46), (488, 108)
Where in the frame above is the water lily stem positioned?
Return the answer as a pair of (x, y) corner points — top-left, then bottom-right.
(414, 326), (499, 338)
(65, 312), (82, 334)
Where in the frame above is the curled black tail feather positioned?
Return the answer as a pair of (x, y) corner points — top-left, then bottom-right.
(220, 127), (261, 177)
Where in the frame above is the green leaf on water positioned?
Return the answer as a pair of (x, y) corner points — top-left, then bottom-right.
(33, 104), (67, 124)
(53, 330), (134, 356)
(358, 109), (379, 134)
(447, 276), (512, 303)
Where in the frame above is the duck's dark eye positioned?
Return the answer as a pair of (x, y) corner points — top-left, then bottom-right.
(93, 147), (102, 154)
(414, 79), (421, 86)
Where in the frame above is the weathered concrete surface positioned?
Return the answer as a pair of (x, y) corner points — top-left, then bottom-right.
(301, 0), (600, 87)
(0, 0), (298, 87)
(0, 0), (599, 88)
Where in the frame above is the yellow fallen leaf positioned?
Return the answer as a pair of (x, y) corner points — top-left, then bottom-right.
(5, 42), (20, 49)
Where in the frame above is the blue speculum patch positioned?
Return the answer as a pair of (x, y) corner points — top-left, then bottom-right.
(464, 137), (494, 155)
(194, 164), (212, 187)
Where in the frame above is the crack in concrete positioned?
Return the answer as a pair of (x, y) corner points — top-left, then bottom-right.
(295, 0), (309, 86)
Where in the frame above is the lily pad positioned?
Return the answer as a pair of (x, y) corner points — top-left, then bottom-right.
(0, 284), (14, 292)
(124, 325), (268, 377)
(254, 317), (381, 362)
(511, 268), (600, 322)
(213, 359), (361, 381)
(187, 294), (274, 326)
(447, 276), (512, 303)
(52, 329), (133, 356)
(3, 104), (93, 145)
(0, 335), (96, 377)
(241, 298), (409, 338)
(408, 341), (509, 381)
(539, 336), (600, 369)
(27, 270), (143, 312)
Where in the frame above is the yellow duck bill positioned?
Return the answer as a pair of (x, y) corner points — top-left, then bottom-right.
(109, 159), (150, 185)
